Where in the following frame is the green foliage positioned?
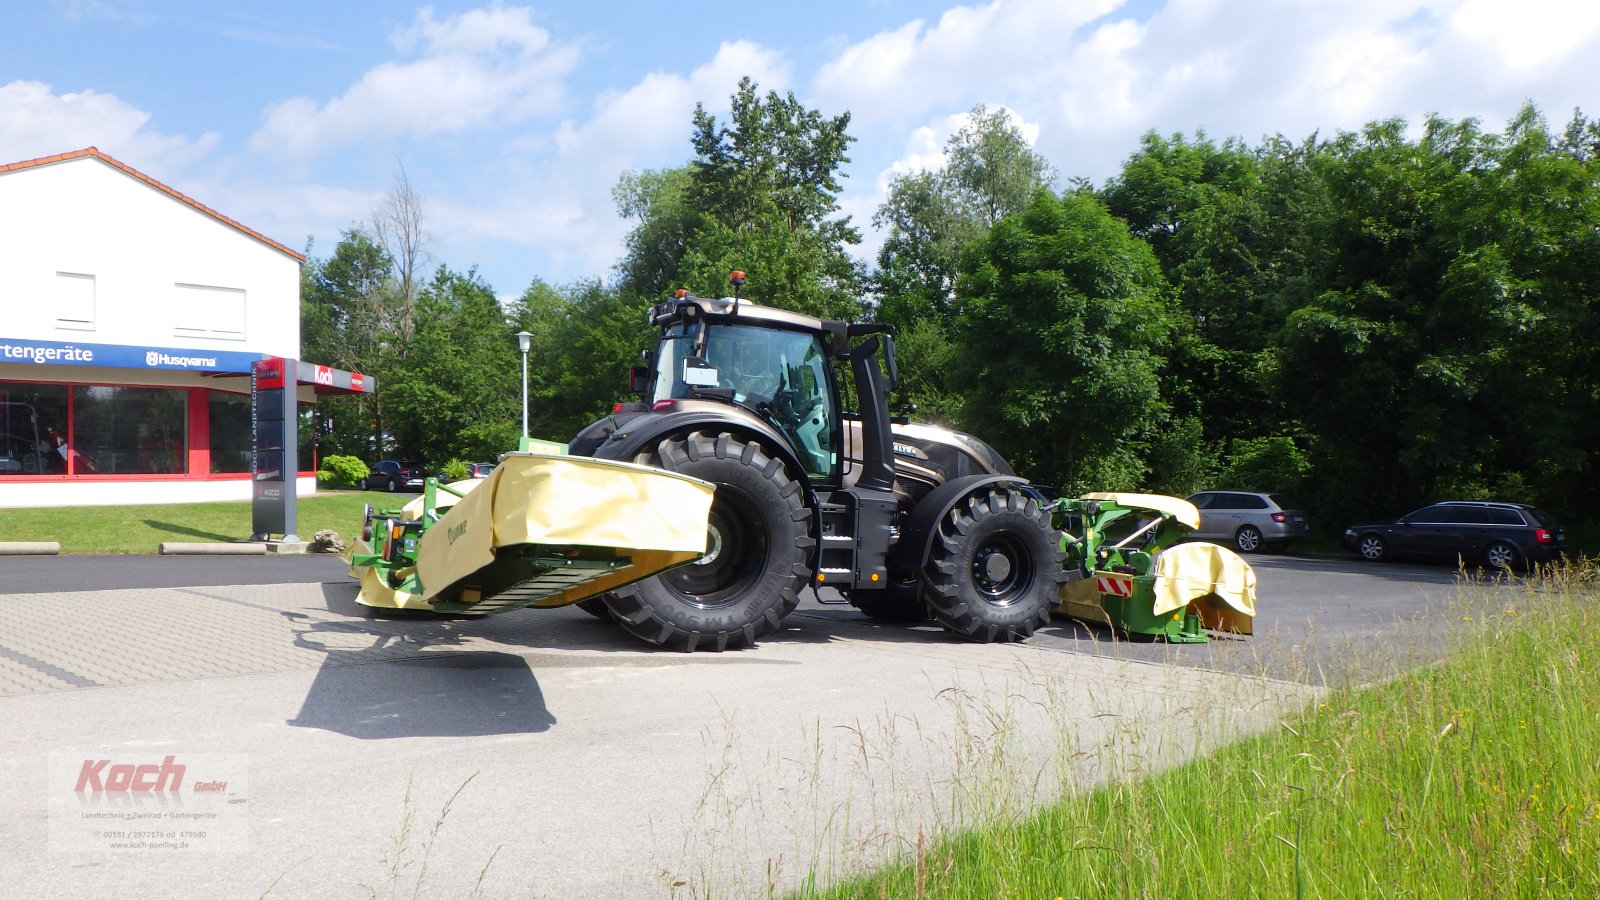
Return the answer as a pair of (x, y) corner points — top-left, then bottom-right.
(953, 189), (1176, 492)
(874, 104), (1057, 327)
(380, 266), (522, 462)
(507, 277), (655, 441)
(1213, 436), (1310, 495)
(637, 77), (867, 321)
(437, 459), (470, 481)
(316, 454), (370, 488)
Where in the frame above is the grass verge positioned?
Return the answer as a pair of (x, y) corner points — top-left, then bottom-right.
(0, 490), (383, 553)
(803, 562), (1600, 898)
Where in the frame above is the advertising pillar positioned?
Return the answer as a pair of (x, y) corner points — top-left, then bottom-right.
(250, 357), (298, 542)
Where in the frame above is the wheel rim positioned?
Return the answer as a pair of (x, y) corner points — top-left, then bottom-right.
(1237, 528), (1261, 552)
(1359, 536), (1383, 560)
(662, 491), (768, 608)
(1486, 544), (1515, 570)
(970, 533), (1034, 607)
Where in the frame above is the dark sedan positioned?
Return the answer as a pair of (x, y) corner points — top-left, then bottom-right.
(358, 459), (429, 493)
(1343, 501), (1567, 570)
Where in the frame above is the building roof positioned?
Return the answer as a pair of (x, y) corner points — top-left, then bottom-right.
(0, 147), (305, 262)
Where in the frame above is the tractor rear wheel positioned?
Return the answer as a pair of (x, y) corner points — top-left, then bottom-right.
(921, 486), (1064, 642)
(602, 431), (813, 651)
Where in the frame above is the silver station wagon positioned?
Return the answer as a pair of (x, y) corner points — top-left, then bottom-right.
(1185, 490), (1310, 553)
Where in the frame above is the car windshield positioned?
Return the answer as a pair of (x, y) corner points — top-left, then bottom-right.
(1269, 495), (1303, 511)
(1529, 508), (1561, 528)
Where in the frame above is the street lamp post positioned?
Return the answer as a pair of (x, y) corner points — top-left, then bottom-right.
(515, 331), (532, 450)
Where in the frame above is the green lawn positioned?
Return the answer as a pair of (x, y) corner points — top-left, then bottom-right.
(802, 563), (1600, 898)
(0, 490), (385, 553)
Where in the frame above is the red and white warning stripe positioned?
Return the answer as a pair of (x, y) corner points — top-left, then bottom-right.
(1096, 575), (1135, 597)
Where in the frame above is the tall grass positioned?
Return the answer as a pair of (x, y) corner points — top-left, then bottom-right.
(804, 562), (1600, 898)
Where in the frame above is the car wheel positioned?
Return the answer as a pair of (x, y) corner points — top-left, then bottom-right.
(387, 476), (400, 492)
(357, 477), (368, 491)
(1484, 541), (1520, 572)
(1357, 534), (1388, 562)
(1234, 525), (1264, 553)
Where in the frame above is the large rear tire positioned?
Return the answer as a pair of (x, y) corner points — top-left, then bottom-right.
(602, 431), (813, 651)
(921, 486), (1064, 643)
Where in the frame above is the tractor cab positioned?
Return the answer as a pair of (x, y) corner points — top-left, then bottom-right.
(647, 313), (841, 481)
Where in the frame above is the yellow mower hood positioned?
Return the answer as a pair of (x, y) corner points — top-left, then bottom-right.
(1150, 541), (1257, 633)
(356, 452), (714, 611)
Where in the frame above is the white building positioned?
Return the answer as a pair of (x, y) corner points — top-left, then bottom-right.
(0, 147), (367, 508)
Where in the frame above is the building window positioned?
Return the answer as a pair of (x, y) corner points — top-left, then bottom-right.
(72, 385), (187, 474)
(0, 383), (69, 475)
(55, 272), (96, 331)
(209, 390), (252, 473)
(173, 283), (246, 340)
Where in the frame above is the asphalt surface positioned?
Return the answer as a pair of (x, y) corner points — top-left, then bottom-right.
(0, 548), (1495, 898)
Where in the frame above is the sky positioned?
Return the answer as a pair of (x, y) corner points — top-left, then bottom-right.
(4, 0), (1599, 299)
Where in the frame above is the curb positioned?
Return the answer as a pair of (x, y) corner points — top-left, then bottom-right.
(0, 542), (61, 555)
(158, 542), (268, 556)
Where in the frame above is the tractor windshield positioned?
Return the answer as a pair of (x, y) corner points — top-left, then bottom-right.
(652, 321), (839, 481)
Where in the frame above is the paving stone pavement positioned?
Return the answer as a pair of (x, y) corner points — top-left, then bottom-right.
(0, 578), (1325, 898)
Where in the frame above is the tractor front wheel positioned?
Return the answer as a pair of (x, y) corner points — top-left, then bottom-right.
(602, 431), (813, 651)
(921, 486), (1064, 642)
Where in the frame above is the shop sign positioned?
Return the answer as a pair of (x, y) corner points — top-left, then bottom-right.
(0, 336), (263, 373)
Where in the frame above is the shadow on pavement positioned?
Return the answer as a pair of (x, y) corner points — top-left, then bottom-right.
(287, 651), (555, 739)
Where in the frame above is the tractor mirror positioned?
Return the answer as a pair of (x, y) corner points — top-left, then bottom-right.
(628, 366), (651, 395)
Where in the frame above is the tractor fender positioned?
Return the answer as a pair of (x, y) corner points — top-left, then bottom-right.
(887, 474), (1034, 575)
(588, 408), (815, 495)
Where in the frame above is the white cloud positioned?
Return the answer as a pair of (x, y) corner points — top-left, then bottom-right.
(249, 5), (580, 160)
(812, 0), (1123, 128)
(414, 40), (792, 287)
(0, 80), (218, 170)
(1449, 0), (1600, 71)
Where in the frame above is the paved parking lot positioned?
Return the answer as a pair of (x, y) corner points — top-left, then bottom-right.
(0, 552), (1479, 897)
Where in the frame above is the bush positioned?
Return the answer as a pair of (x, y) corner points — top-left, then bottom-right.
(438, 459), (470, 482)
(317, 454), (370, 489)
(1215, 436), (1310, 495)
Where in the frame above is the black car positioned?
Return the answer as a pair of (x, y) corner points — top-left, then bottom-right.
(1343, 501), (1567, 570)
(359, 459), (428, 492)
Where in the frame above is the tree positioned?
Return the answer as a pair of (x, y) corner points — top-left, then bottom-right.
(874, 104), (1057, 327)
(954, 189), (1176, 492)
(1278, 107), (1600, 523)
(380, 266), (520, 463)
(371, 163), (430, 348)
(612, 77), (867, 320)
(612, 166), (696, 300)
(506, 278), (656, 441)
(300, 229), (394, 458)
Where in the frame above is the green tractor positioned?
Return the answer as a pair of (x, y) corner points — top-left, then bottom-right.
(567, 279), (1068, 651)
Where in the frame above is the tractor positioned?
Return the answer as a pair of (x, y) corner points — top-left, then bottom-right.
(567, 278), (1067, 651)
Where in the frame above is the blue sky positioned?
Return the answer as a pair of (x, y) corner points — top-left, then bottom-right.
(4, 0), (1598, 299)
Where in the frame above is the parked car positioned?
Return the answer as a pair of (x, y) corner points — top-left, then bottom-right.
(359, 459), (428, 492)
(1343, 501), (1567, 571)
(1185, 490), (1309, 553)
(467, 462), (496, 478)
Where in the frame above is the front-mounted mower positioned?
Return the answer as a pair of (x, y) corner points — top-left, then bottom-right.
(1054, 492), (1257, 642)
(350, 450), (714, 616)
